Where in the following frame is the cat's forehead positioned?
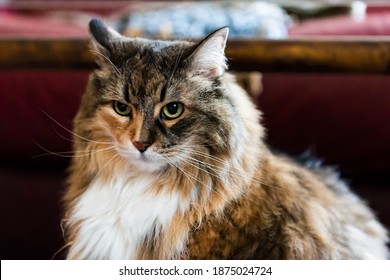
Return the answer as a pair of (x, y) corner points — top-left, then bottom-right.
(126, 67), (165, 103)
(122, 38), (193, 65)
(119, 40), (193, 101)
(131, 38), (190, 51)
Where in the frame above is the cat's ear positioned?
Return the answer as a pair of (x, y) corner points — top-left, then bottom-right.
(188, 27), (229, 79)
(89, 18), (122, 58)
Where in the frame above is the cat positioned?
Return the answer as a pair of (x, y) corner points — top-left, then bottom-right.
(63, 18), (389, 259)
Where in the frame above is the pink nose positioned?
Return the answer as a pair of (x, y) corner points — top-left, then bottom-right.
(132, 141), (150, 153)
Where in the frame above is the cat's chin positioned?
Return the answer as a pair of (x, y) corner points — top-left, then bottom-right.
(127, 153), (168, 173)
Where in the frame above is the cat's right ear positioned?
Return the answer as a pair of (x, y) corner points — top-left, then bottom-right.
(89, 18), (122, 62)
(187, 27), (229, 80)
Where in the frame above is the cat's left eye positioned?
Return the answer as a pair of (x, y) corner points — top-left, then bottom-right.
(113, 101), (131, 116)
(161, 102), (184, 120)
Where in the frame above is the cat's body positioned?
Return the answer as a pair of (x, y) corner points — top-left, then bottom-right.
(63, 19), (389, 259)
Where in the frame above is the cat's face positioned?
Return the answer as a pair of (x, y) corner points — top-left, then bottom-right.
(78, 20), (236, 172)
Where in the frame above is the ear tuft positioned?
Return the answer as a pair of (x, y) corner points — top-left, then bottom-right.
(189, 27), (229, 79)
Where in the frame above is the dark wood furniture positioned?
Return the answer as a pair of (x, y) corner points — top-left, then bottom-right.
(1, 37), (390, 73)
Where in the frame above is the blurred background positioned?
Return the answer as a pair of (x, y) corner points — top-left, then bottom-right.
(1, 0), (389, 259)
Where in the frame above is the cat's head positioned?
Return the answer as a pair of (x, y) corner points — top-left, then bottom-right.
(77, 19), (246, 173)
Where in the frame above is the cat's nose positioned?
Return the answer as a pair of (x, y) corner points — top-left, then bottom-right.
(132, 141), (150, 153)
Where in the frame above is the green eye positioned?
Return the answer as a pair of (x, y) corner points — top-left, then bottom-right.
(113, 101), (131, 116)
(161, 102), (184, 120)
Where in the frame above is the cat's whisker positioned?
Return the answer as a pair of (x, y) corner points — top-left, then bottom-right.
(178, 157), (271, 210)
(173, 149), (281, 204)
(172, 155), (236, 203)
(32, 142), (77, 159)
(166, 157), (230, 205)
(182, 150), (279, 190)
(32, 141), (115, 159)
(179, 146), (229, 165)
(73, 146), (116, 158)
(166, 157), (209, 192)
(177, 147), (247, 174)
(39, 109), (114, 145)
(175, 154), (253, 201)
(177, 146), (281, 191)
(51, 126), (81, 144)
(168, 48), (185, 84)
(165, 158), (196, 187)
(89, 49), (120, 75)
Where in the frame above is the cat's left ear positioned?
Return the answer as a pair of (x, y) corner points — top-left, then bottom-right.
(89, 18), (122, 56)
(188, 27), (229, 79)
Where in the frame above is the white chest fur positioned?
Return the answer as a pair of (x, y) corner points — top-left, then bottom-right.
(67, 172), (185, 259)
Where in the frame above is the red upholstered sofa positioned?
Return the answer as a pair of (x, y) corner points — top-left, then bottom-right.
(1, 5), (390, 259)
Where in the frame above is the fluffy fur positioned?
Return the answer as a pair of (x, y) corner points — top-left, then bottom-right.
(63, 19), (389, 259)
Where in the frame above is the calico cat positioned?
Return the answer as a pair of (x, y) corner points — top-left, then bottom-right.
(63, 18), (389, 259)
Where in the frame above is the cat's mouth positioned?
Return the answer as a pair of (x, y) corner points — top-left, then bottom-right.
(128, 150), (168, 172)
(116, 144), (169, 172)
(138, 153), (152, 162)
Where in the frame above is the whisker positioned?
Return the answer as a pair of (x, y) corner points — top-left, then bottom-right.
(166, 157), (211, 191)
(179, 152), (246, 180)
(166, 157), (229, 204)
(32, 141), (115, 159)
(89, 49), (120, 75)
(175, 155), (229, 186)
(168, 48), (185, 84)
(175, 154), (269, 207)
(38, 109), (114, 145)
(174, 145), (282, 194)
(177, 146), (280, 190)
(180, 147), (228, 165)
(173, 155), (238, 201)
(166, 158), (196, 188)
(51, 126), (77, 143)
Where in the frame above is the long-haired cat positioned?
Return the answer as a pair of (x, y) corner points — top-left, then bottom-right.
(63, 19), (389, 259)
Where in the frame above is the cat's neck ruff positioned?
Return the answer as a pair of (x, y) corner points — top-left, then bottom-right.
(67, 167), (189, 259)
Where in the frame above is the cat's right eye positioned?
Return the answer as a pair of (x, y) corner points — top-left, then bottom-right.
(113, 101), (131, 116)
